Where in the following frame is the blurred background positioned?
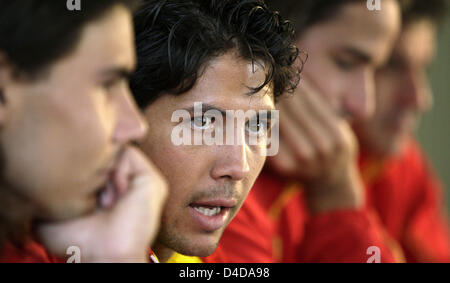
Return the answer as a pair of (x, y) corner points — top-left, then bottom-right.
(417, 12), (450, 215)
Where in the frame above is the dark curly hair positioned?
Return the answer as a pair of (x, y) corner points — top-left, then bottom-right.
(0, 0), (140, 252)
(130, 0), (300, 108)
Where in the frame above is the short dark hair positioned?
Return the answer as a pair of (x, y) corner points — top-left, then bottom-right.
(0, 0), (140, 252)
(0, 0), (140, 78)
(130, 0), (300, 108)
(264, 0), (362, 37)
(401, 0), (448, 26)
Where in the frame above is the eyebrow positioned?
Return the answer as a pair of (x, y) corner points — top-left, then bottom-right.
(182, 103), (274, 119)
(244, 84), (274, 99)
(183, 104), (227, 116)
(389, 53), (432, 70)
(100, 67), (134, 80)
(339, 46), (373, 64)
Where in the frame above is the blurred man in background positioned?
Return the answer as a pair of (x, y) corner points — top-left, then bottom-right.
(205, 0), (449, 263)
(353, 0), (450, 262)
(202, 0), (402, 263)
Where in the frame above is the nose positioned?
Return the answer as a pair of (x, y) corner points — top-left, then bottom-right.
(210, 144), (251, 181)
(400, 69), (433, 113)
(343, 69), (375, 121)
(113, 88), (148, 144)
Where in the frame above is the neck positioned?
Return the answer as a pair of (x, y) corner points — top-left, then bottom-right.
(0, 183), (35, 251)
(152, 242), (175, 263)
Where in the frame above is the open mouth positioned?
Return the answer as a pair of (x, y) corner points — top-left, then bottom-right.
(192, 205), (223, 216)
(188, 200), (236, 232)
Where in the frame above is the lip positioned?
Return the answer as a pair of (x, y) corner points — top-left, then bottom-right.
(93, 163), (116, 197)
(188, 206), (231, 232)
(190, 199), (237, 208)
(188, 199), (237, 232)
(99, 154), (118, 174)
(96, 152), (120, 182)
(95, 166), (114, 186)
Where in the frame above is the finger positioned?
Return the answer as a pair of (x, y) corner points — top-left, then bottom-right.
(278, 104), (315, 164)
(298, 78), (336, 119)
(113, 147), (145, 196)
(99, 180), (116, 209)
(293, 79), (350, 159)
(113, 158), (130, 196)
(280, 92), (333, 160)
(299, 78), (343, 140)
(301, 82), (356, 158)
(110, 174), (167, 247)
(36, 214), (95, 258)
(266, 138), (298, 177)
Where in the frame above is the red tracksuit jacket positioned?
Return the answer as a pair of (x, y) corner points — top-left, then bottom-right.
(1, 141), (448, 263)
(203, 140), (449, 263)
(0, 241), (61, 263)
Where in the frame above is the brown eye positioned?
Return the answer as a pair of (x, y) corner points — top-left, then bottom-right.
(333, 56), (357, 72)
(246, 118), (268, 136)
(191, 116), (215, 130)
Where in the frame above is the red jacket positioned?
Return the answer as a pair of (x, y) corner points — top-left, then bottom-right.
(361, 141), (449, 262)
(2, 142), (447, 263)
(0, 240), (61, 263)
(203, 140), (449, 262)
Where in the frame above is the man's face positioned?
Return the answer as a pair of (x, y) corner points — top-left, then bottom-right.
(355, 20), (436, 156)
(0, 5), (145, 221)
(140, 52), (273, 257)
(298, 0), (400, 121)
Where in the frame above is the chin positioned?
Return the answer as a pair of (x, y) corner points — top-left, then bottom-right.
(370, 137), (404, 158)
(159, 227), (222, 258)
(185, 230), (223, 255)
(181, 240), (219, 257)
(390, 133), (412, 156)
(43, 198), (96, 221)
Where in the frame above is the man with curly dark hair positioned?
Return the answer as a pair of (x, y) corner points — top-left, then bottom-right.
(129, 0), (300, 262)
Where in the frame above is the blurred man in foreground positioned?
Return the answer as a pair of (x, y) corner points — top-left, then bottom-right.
(0, 0), (168, 263)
